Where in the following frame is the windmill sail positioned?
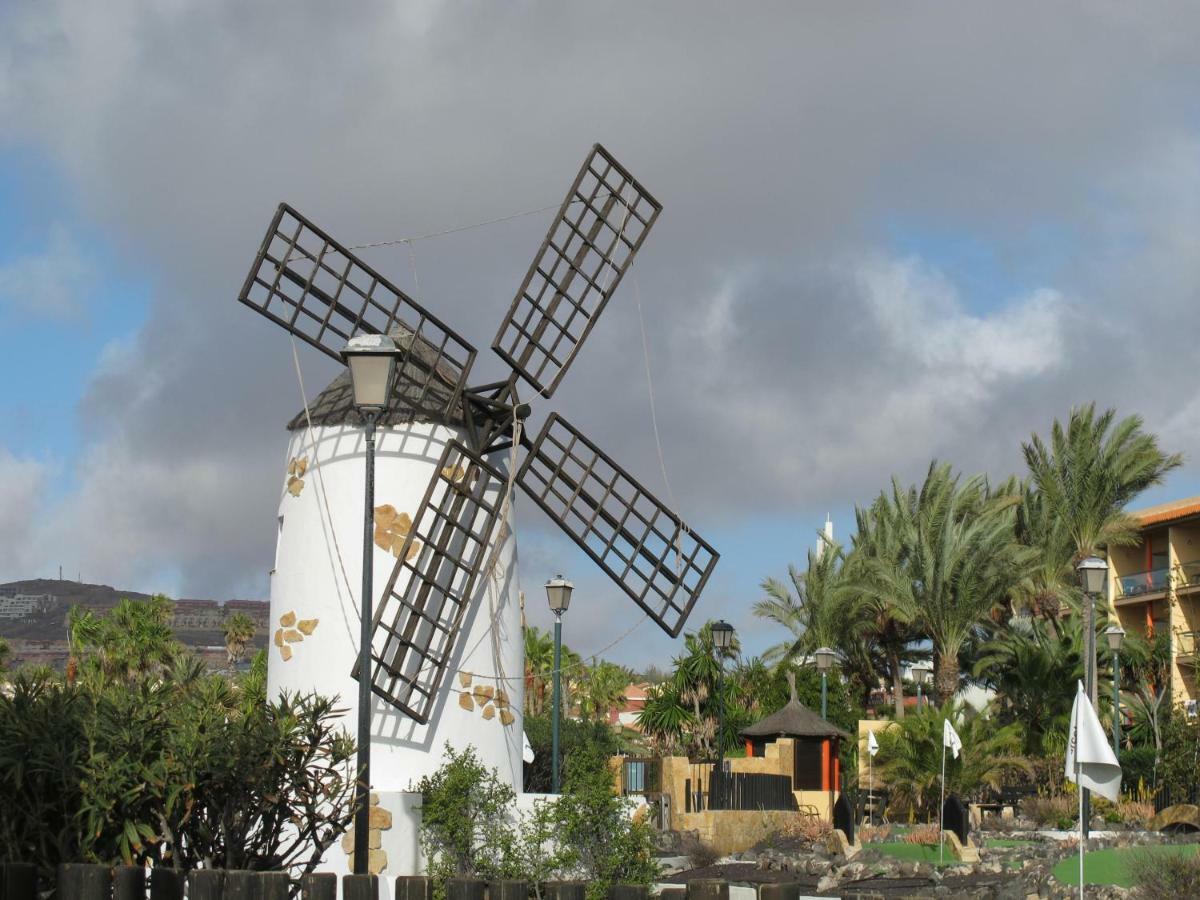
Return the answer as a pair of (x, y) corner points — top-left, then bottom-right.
(358, 441), (511, 723)
(517, 412), (719, 636)
(239, 203), (477, 419)
(493, 144), (662, 399)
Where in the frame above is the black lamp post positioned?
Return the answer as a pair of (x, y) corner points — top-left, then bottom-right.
(546, 575), (573, 794)
(1106, 623), (1126, 758)
(815, 647), (837, 720)
(343, 333), (401, 875)
(710, 620), (735, 808)
(1076, 555), (1108, 842)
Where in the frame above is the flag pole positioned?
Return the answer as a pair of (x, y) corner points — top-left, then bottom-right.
(869, 751), (874, 827)
(939, 737), (946, 865)
(1077, 689), (1084, 899)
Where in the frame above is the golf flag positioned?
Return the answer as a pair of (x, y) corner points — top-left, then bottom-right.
(867, 730), (879, 757)
(522, 731), (535, 764)
(943, 718), (962, 759)
(1065, 680), (1121, 802)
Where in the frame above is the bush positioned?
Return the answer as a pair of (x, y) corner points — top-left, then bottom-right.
(0, 653), (355, 884)
(902, 824), (941, 845)
(416, 744), (519, 886)
(523, 713), (619, 792)
(678, 833), (719, 869)
(1021, 793), (1076, 829)
(1128, 849), (1200, 899)
(781, 813), (832, 843)
(556, 746), (659, 899)
(1120, 745), (1158, 792)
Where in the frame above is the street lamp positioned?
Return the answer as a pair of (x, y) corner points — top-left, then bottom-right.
(1076, 555), (1109, 842)
(546, 575), (573, 793)
(912, 663), (933, 709)
(814, 647), (837, 720)
(343, 334), (401, 875)
(710, 620), (735, 809)
(1106, 623), (1126, 758)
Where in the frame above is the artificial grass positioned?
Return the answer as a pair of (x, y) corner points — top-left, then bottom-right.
(982, 838), (1036, 848)
(1051, 844), (1200, 887)
(872, 842), (959, 867)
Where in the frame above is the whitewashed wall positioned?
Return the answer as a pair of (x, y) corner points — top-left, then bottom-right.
(267, 420), (524, 876)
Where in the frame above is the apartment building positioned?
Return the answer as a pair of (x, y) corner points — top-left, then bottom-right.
(1107, 496), (1200, 707)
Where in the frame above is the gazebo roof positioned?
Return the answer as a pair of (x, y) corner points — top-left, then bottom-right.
(739, 672), (850, 740)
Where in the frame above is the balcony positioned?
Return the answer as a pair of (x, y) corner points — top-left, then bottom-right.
(1177, 630), (1200, 665)
(1116, 567), (1170, 602)
(1176, 561), (1200, 594)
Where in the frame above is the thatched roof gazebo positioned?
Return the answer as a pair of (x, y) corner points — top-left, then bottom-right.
(739, 671), (849, 792)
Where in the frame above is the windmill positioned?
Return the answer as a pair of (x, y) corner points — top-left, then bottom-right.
(237, 144), (719, 874)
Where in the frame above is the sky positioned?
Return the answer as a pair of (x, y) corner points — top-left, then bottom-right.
(2, 2), (1200, 669)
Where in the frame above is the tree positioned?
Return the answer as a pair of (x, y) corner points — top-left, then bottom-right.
(416, 743), (517, 885)
(67, 595), (180, 684)
(1023, 404), (1182, 562)
(555, 746), (659, 900)
(756, 540), (849, 666)
(576, 660), (632, 724)
(874, 700), (1031, 820)
(972, 614), (1085, 759)
(523, 627), (555, 716)
(222, 611), (257, 667)
(858, 464), (1027, 701)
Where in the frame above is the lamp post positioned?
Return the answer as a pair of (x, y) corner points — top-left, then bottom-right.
(815, 647), (837, 720)
(1076, 555), (1109, 842)
(1106, 623), (1126, 758)
(546, 575), (573, 794)
(342, 334), (401, 875)
(710, 620), (735, 809)
(913, 663), (932, 709)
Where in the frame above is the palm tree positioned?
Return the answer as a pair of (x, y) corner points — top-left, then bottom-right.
(223, 611), (257, 667)
(1011, 485), (1077, 619)
(577, 659), (633, 723)
(843, 497), (921, 717)
(636, 681), (692, 755)
(859, 463), (1028, 702)
(523, 626), (555, 716)
(1023, 404), (1182, 562)
(68, 595), (179, 683)
(756, 540), (848, 664)
(874, 699), (1031, 821)
(973, 614), (1085, 758)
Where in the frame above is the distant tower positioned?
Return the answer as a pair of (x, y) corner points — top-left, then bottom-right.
(816, 514), (834, 558)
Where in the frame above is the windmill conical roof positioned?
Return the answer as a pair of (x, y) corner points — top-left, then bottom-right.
(287, 327), (468, 430)
(739, 697), (850, 740)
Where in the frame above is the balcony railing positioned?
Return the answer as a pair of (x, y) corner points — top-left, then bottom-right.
(1117, 567), (1170, 599)
(1177, 630), (1200, 659)
(1177, 561), (1200, 590)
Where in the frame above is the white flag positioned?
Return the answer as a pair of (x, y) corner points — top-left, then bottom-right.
(943, 718), (962, 759)
(522, 731), (535, 764)
(867, 730), (879, 757)
(1065, 680), (1122, 802)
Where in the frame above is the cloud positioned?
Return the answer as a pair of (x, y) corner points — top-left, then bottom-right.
(0, 226), (90, 319)
(0, 450), (49, 576)
(0, 2), (1198, 664)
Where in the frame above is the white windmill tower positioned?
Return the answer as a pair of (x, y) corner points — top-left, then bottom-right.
(235, 145), (720, 877)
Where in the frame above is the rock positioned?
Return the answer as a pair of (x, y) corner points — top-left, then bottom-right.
(368, 806), (392, 828)
(806, 858), (832, 876)
(815, 874), (839, 893)
(1146, 803), (1200, 833)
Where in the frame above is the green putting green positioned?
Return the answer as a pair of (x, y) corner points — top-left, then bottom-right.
(982, 838), (1036, 848)
(1051, 844), (1200, 887)
(873, 842), (959, 867)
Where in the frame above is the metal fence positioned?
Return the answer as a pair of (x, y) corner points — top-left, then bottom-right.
(684, 764), (797, 812)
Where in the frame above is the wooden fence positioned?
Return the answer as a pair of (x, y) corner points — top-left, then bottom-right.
(0, 866), (819, 900)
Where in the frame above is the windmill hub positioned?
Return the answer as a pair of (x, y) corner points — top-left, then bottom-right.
(235, 144), (719, 877)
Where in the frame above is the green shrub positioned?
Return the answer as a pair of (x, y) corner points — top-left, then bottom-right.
(522, 712), (619, 793)
(416, 744), (519, 887)
(0, 611), (355, 885)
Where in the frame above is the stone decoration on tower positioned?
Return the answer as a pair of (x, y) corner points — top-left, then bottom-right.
(273, 609), (319, 662)
(286, 456), (308, 497)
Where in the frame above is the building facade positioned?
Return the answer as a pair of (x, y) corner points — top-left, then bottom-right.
(1107, 496), (1200, 707)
